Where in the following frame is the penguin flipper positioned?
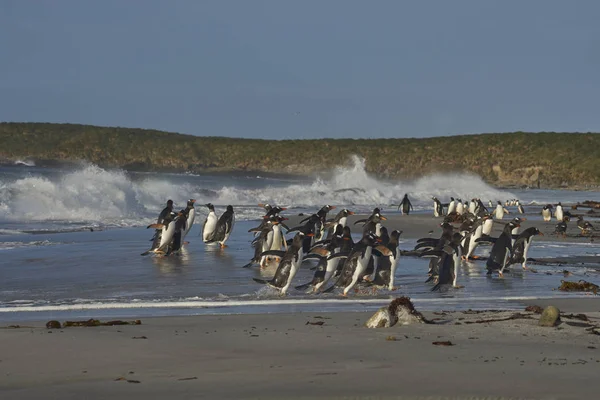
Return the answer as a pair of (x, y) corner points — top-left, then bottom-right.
(242, 261), (256, 268)
(322, 285), (336, 293)
(431, 283), (442, 292)
(327, 252), (350, 260)
(420, 250), (444, 258)
(353, 219), (368, 225)
(476, 235), (496, 244)
(295, 282), (313, 290)
(140, 250), (152, 256)
(252, 278), (270, 284)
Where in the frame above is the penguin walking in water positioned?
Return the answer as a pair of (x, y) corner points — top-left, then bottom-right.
(142, 211), (182, 256)
(259, 203), (287, 218)
(244, 216), (288, 269)
(555, 202), (564, 222)
(204, 205), (235, 248)
(363, 226), (390, 282)
(169, 209), (190, 254)
(432, 197), (444, 217)
(517, 203), (525, 214)
(181, 199), (196, 244)
(541, 204), (553, 222)
(201, 203), (218, 243)
(354, 208), (386, 236)
(253, 231), (313, 295)
(447, 198), (457, 215)
(464, 214), (491, 260)
(486, 220), (521, 277)
(488, 200), (493, 208)
(398, 194), (413, 215)
(421, 232), (463, 291)
(298, 205), (336, 242)
(325, 233), (390, 296)
(509, 227), (544, 270)
(369, 230), (402, 291)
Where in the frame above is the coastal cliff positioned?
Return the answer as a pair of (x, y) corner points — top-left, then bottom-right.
(1, 122), (598, 189)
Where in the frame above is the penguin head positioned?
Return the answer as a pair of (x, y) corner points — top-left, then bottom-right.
(205, 203), (215, 211)
(226, 205), (234, 213)
(187, 199), (196, 207)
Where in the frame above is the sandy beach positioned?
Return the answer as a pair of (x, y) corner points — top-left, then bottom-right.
(1, 298), (599, 400)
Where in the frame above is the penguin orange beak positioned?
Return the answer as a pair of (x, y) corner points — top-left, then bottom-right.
(348, 211), (355, 215)
(190, 199), (196, 203)
(520, 217), (527, 221)
(280, 207), (287, 211)
(380, 216), (387, 221)
(306, 233), (315, 237)
(538, 232), (545, 236)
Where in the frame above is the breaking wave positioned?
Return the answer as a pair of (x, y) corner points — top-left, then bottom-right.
(0, 157), (515, 229)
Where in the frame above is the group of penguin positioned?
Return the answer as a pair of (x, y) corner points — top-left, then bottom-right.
(142, 200), (236, 256)
(245, 204), (400, 296)
(141, 196), (596, 296)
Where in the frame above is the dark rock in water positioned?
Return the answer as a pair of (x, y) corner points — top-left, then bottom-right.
(539, 306), (561, 327)
(558, 280), (599, 295)
(46, 320), (61, 329)
(365, 297), (430, 328)
(62, 319), (142, 327)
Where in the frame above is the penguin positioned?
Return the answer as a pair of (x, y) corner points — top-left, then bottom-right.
(555, 202), (564, 222)
(447, 197), (456, 215)
(298, 205), (336, 242)
(509, 217), (526, 245)
(486, 220), (521, 277)
(325, 208), (354, 239)
(253, 231), (313, 295)
(509, 227), (544, 270)
(363, 226), (390, 282)
(205, 205), (235, 248)
(482, 214), (494, 236)
(169, 209), (189, 254)
(554, 217), (569, 237)
(295, 225), (345, 292)
(432, 197), (444, 217)
(244, 216), (288, 269)
(464, 214), (491, 260)
(398, 194), (413, 215)
(517, 204), (525, 214)
(422, 232), (463, 291)
(369, 230), (402, 290)
(354, 209), (386, 237)
(260, 203), (287, 218)
(468, 199), (477, 215)
(488, 200), (493, 208)
(576, 216), (594, 235)
(541, 204), (553, 222)
(181, 199), (196, 243)
(456, 199), (464, 215)
(494, 201), (509, 220)
(142, 211), (181, 256)
(325, 233), (391, 296)
(201, 203), (218, 243)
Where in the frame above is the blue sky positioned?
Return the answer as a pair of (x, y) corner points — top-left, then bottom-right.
(1, 0), (599, 139)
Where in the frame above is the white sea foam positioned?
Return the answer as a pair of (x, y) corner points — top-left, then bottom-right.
(0, 157), (521, 228)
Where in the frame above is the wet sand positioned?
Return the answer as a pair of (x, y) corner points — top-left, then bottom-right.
(1, 299), (599, 399)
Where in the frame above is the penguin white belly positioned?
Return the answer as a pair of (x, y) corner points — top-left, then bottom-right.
(469, 202), (476, 214)
(542, 209), (551, 222)
(495, 205), (504, 220)
(482, 219), (494, 236)
(456, 203), (464, 215)
(182, 209), (196, 241)
(270, 225), (283, 250)
(388, 254), (399, 290)
(555, 207), (563, 221)
(157, 222), (177, 253)
(337, 216), (348, 229)
(467, 225), (483, 258)
(522, 239), (532, 269)
(343, 248), (373, 295)
(315, 258), (340, 291)
(281, 250), (304, 294)
(433, 202), (440, 217)
(202, 213), (218, 242)
(448, 202), (456, 214)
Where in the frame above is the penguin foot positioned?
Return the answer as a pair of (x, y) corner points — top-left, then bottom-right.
(362, 275), (373, 282)
(470, 256), (481, 260)
(498, 272), (504, 278)
(389, 286), (398, 291)
(219, 244), (228, 249)
(453, 285), (465, 289)
(522, 265), (529, 271)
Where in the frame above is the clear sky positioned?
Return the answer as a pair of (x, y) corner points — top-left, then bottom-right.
(1, 0), (599, 139)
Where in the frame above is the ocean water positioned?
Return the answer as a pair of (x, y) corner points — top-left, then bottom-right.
(1, 157), (599, 322)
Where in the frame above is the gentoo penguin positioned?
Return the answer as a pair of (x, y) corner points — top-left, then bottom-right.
(244, 216), (288, 269)
(170, 209), (189, 254)
(488, 200), (493, 208)
(363, 226), (390, 282)
(201, 203), (218, 243)
(517, 204), (525, 214)
(541, 204), (553, 222)
(422, 232), (463, 291)
(354, 209), (386, 237)
(253, 231), (313, 295)
(260, 203), (287, 218)
(486, 220), (521, 277)
(509, 227), (543, 270)
(142, 211), (181, 256)
(555, 202), (564, 222)
(181, 199), (196, 243)
(205, 205), (235, 248)
(494, 201), (509, 220)
(326, 233), (391, 296)
(295, 225), (345, 292)
(432, 197), (444, 217)
(464, 214), (491, 260)
(447, 198), (456, 215)
(576, 216), (594, 235)
(554, 217), (569, 237)
(157, 199), (174, 224)
(455, 199), (464, 215)
(325, 208), (354, 239)
(398, 194), (413, 215)
(299, 205), (336, 241)
(482, 213), (495, 236)
(468, 199), (477, 215)
(369, 230), (402, 290)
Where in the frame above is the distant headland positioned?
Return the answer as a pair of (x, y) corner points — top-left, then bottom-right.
(1, 122), (598, 189)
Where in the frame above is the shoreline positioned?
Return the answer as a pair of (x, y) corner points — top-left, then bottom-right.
(1, 298), (599, 399)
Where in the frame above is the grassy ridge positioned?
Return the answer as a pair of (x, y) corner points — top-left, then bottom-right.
(1, 122), (599, 188)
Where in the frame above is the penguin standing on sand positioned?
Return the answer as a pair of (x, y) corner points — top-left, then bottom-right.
(509, 227), (544, 270)
(398, 194), (413, 215)
(555, 202), (564, 222)
(541, 204), (553, 222)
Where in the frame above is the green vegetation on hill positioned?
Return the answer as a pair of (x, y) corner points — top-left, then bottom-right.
(1, 122), (599, 188)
